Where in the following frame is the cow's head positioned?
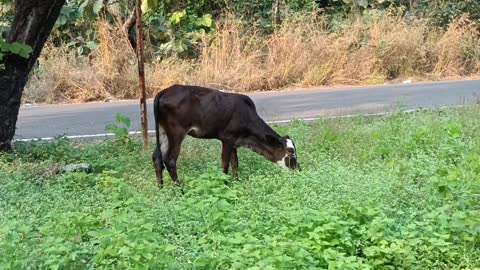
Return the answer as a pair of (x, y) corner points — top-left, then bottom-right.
(266, 135), (300, 171)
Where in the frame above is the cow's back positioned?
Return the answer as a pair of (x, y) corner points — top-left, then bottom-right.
(156, 85), (255, 139)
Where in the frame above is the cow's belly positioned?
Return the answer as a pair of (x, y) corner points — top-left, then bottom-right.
(187, 126), (217, 139)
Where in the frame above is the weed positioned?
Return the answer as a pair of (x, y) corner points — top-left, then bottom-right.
(105, 113), (131, 138)
(1, 105), (480, 269)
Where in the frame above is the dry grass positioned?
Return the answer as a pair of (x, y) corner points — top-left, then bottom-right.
(24, 45), (101, 103)
(193, 15), (266, 91)
(24, 12), (480, 103)
(93, 21), (138, 99)
(366, 13), (427, 79)
(147, 58), (191, 92)
(25, 21), (137, 103)
(432, 17), (480, 77)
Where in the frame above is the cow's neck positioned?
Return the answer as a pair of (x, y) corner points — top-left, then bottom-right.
(241, 129), (282, 163)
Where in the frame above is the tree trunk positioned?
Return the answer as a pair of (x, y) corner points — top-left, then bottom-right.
(0, 0), (65, 151)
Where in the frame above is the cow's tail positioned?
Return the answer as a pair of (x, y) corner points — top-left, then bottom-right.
(154, 93), (162, 159)
(152, 92), (164, 187)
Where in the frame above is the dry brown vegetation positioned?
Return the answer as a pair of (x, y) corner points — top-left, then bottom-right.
(24, 21), (138, 103)
(24, 11), (480, 103)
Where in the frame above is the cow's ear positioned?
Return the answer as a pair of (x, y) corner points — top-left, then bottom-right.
(266, 134), (283, 146)
(285, 135), (291, 139)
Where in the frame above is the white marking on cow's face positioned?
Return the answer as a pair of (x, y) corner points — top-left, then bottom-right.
(276, 155), (289, 169)
(276, 138), (298, 170)
(286, 139), (296, 155)
(159, 125), (169, 156)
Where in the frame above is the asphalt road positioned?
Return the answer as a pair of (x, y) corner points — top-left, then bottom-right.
(15, 79), (480, 140)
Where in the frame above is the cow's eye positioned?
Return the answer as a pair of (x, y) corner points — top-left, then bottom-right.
(287, 148), (295, 154)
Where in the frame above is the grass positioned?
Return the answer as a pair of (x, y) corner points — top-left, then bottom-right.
(23, 10), (480, 103)
(1, 105), (480, 269)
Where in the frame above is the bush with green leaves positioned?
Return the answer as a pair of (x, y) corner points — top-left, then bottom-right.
(412, 0), (480, 27)
(0, 36), (32, 70)
(105, 113), (131, 138)
(1, 105), (480, 269)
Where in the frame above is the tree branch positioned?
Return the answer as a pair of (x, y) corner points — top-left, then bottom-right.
(123, 8), (136, 34)
(123, 7), (137, 51)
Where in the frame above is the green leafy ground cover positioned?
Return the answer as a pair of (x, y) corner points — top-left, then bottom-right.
(1, 106), (480, 269)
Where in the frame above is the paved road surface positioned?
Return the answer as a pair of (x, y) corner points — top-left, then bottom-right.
(16, 79), (480, 140)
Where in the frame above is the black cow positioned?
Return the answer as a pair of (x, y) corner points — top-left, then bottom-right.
(152, 84), (300, 188)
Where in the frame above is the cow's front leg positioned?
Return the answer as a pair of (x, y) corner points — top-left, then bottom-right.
(221, 141), (233, 174)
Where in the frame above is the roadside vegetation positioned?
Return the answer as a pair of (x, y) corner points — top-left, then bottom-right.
(1, 105), (479, 269)
(1, 0), (479, 103)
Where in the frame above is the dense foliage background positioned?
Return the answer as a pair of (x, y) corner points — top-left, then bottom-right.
(1, 0), (480, 102)
(3, 0), (479, 58)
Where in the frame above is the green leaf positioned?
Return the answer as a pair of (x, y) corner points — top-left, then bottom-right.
(56, 14), (67, 26)
(105, 124), (117, 132)
(164, 244), (176, 252)
(86, 41), (98, 50)
(17, 45), (33, 58)
(79, 0), (89, 15)
(141, 0), (158, 13)
(358, 0), (369, 8)
(142, 223), (154, 231)
(217, 199), (231, 210)
(196, 14), (212, 28)
(144, 253), (153, 260)
(437, 184), (447, 194)
(118, 246), (130, 255)
(114, 128), (128, 137)
(77, 46), (85, 55)
(93, 0), (103, 14)
(170, 10), (186, 24)
(122, 116), (131, 128)
(7, 42), (21, 54)
(115, 113), (131, 128)
(4, 42), (33, 59)
(66, 41), (77, 47)
(132, 254), (141, 261)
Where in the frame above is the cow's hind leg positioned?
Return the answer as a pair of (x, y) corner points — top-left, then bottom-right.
(230, 146), (238, 178)
(164, 132), (185, 188)
(152, 148), (164, 188)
